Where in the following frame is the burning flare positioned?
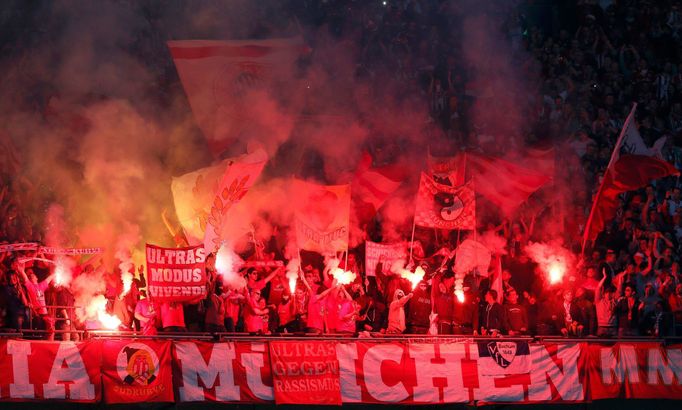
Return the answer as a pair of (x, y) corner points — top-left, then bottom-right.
(454, 289), (465, 303)
(331, 268), (356, 285)
(286, 258), (300, 293)
(87, 295), (121, 330)
(548, 261), (565, 284)
(400, 266), (425, 290)
(215, 243), (246, 290)
(54, 257), (72, 287)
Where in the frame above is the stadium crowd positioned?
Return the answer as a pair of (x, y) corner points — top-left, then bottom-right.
(3, 0), (682, 339)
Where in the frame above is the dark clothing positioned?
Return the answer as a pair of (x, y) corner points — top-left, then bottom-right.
(616, 297), (641, 334)
(575, 297), (597, 336)
(481, 302), (504, 333)
(453, 298), (479, 334)
(503, 303), (528, 334)
(407, 288), (432, 328)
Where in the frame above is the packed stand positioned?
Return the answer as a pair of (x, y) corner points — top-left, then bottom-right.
(2, 0), (682, 338)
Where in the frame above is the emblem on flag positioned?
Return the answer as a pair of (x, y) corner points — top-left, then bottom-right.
(414, 173), (475, 230)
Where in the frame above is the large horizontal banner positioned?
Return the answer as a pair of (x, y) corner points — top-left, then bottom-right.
(365, 241), (407, 277)
(0, 339), (681, 404)
(146, 244), (207, 302)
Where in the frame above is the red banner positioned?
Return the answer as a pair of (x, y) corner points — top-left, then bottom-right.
(586, 342), (682, 400)
(146, 244), (207, 302)
(102, 340), (174, 403)
(0, 339), (101, 402)
(269, 341), (341, 405)
(173, 341), (273, 403)
(1, 339), (682, 404)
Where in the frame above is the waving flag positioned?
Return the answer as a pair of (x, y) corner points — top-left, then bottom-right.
(203, 150), (267, 252)
(467, 153), (551, 216)
(171, 150), (267, 247)
(168, 38), (305, 155)
(353, 151), (406, 222)
(294, 180), (351, 253)
(583, 104), (679, 248)
(414, 173), (475, 230)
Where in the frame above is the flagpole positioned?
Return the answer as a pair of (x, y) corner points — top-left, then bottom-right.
(581, 103), (637, 254)
(409, 216), (417, 263)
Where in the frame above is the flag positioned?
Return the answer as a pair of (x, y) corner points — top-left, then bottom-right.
(475, 340), (531, 376)
(467, 153), (551, 216)
(203, 150), (267, 252)
(427, 149), (466, 186)
(168, 38), (306, 155)
(520, 146), (555, 179)
(414, 173), (475, 230)
(294, 180), (351, 253)
(171, 150), (266, 246)
(352, 151), (405, 220)
(583, 104), (679, 247)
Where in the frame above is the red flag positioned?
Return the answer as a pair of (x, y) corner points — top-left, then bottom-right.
(583, 104), (679, 247)
(168, 38), (306, 155)
(352, 151), (405, 220)
(294, 180), (351, 253)
(414, 173), (475, 230)
(467, 153), (551, 216)
(102, 340), (174, 403)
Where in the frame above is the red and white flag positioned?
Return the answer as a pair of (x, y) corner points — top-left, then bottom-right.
(171, 150), (267, 247)
(203, 150), (267, 252)
(467, 153), (551, 216)
(353, 151), (405, 220)
(294, 180), (351, 254)
(583, 104), (679, 247)
(168, 38), (305, 155)
(414, 173), (475, 230)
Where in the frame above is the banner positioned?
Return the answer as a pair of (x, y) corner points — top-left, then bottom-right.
(203, 149), (267, 253)
(173, 341), (273, 403)
(0, 243), (38, 253)
(414, 173), (475, 230)
(0, 243), (103, 254)
(0, 339), (101, 402)
(586, 342), (682, 400)
(365, 241), (407, 277)
(269, 341), (341, 405)
(3, 340), (682, 404)
(102, 340), (174, 403)
(146, 244), (207, 302)
(294, 180), (351, 253)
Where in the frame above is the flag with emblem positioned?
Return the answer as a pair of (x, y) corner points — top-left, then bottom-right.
(168, 37), (306, 156)
(102, 340), (174, 403)
(414, 173), (475, 230)
(476, 340), (531, 377)
(294, 180), (351, 253)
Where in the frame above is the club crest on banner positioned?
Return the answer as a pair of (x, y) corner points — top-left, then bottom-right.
(486, 341), (518, 368)
(116, 343), (160, 386)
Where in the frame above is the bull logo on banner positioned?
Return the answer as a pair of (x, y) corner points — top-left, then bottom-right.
(116, 343), (160, 386)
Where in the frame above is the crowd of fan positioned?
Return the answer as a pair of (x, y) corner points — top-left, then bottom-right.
(4, 0), (682, 338)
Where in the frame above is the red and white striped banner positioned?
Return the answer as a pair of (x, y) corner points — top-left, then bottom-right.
(1, 340), (681, 404)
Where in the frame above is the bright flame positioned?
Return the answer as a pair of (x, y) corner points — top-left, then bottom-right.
(331, 268), (356, 285)
(120, 269), (133, 296)
(87, 295), (121, 330)
(400, 266), (425, 290)
(215, 243), (246, 290)
(548, 261), (565, 284)
(455, 289), (465, 303)
(215, 244), (237, 274)
(286, 258), (300, 294)
(53, 257), (72, 287)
